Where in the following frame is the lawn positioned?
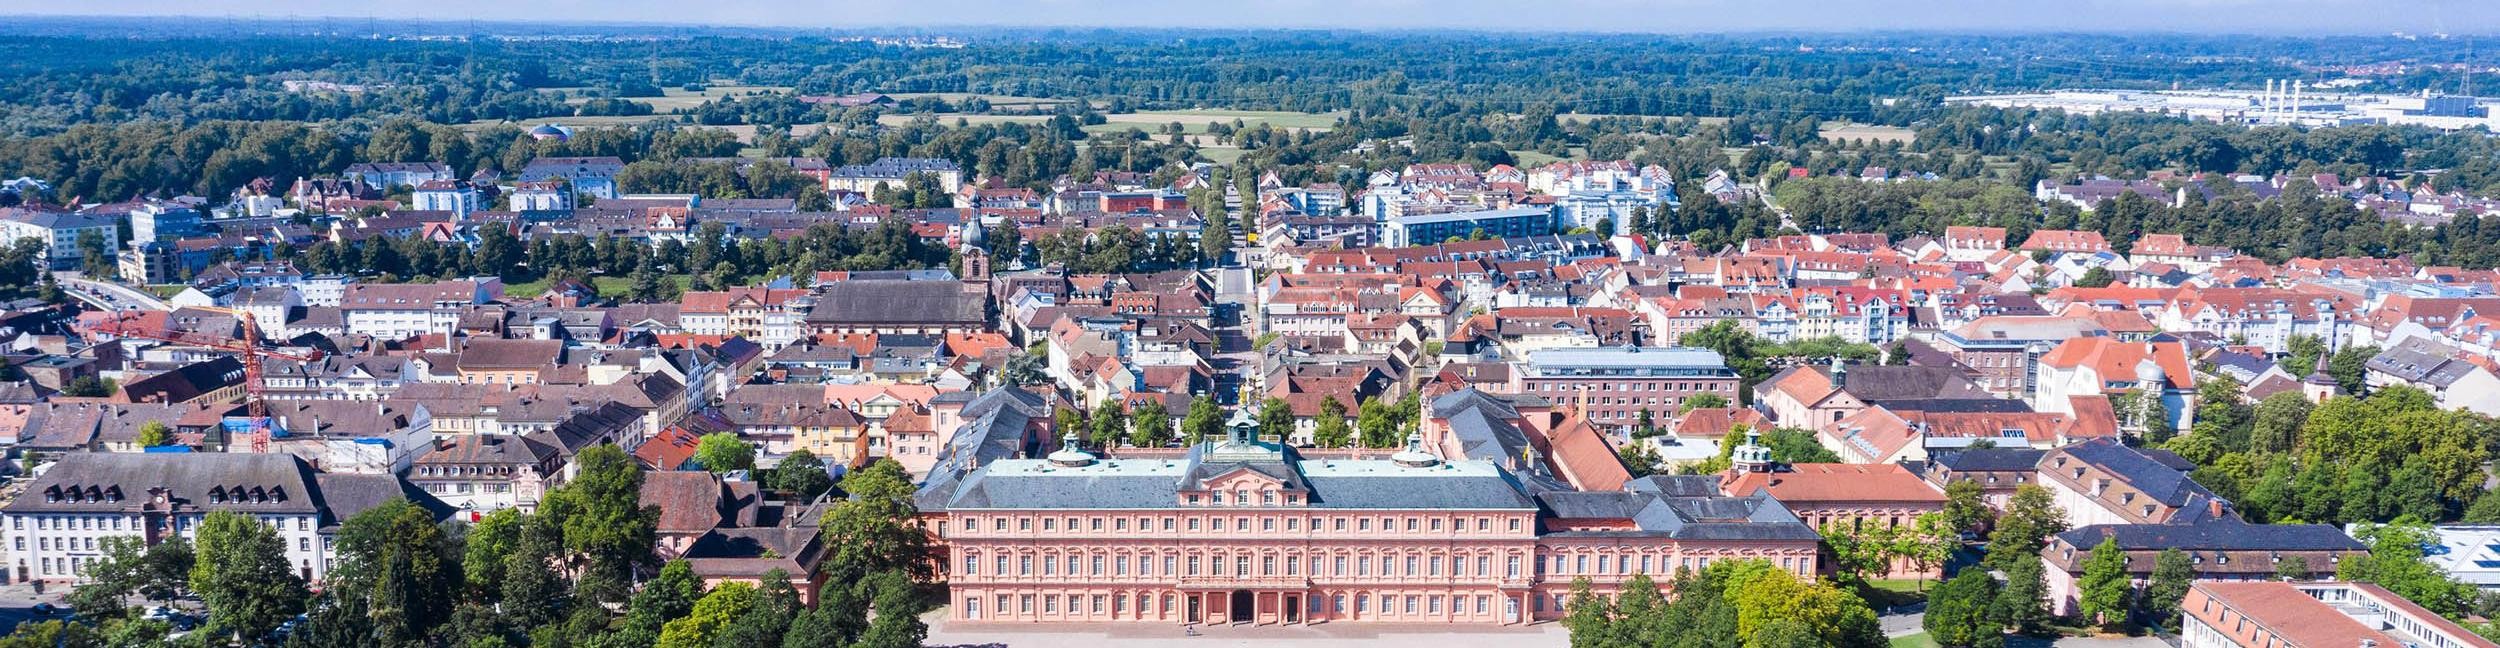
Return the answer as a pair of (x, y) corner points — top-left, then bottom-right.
(1889, 632), (1940, 648)
(501, 273), (691, 301)
(1859, 578), (1934, 610)
(1104, 109), (1341, 131)
(635, 83), (796, 111)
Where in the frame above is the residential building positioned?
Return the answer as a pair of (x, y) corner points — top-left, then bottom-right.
(2180, 581), (2498, 648)
(519, 157), (626, 200)
(0, 209), (118, 270)
(2, 452), (444, 584)
(1380, 207), (1555, 248)
(2363, 337), (2500, 415)
(1516, 347), (1739, 429)
(410, 180), (480, 218)
(830, 158), (965, 195)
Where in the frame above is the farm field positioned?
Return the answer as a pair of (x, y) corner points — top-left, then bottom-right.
(1820, 122), (1917, 144)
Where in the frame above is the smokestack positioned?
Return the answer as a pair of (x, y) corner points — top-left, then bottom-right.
(2264, 79), (2276, 120)
(2292, 81), (2303, 123)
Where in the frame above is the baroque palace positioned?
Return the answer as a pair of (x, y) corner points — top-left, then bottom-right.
(912, 389), (1825, 626)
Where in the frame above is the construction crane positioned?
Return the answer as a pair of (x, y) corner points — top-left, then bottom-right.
(92, 306), (324, 452)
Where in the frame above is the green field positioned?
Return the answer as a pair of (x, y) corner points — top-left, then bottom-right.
(1889, 632), (1939, 648)
(502, 274), (693, 301)
(1821, 122), (1918, 144)
(885, 92), (1072, 112)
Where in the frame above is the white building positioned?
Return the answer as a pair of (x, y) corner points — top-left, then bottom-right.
(410, 181), (480, 218)
(0, 210), (119, 270)
(1, 453), (439, 584)
(339, 280), (494, 340)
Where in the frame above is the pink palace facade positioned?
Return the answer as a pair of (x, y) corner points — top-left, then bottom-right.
(915, 423), (1822, 626)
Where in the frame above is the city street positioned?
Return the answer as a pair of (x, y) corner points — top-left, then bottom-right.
(56, 272), (170, 312)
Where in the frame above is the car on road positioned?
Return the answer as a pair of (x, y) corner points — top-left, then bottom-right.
(30, 602), (61, 617)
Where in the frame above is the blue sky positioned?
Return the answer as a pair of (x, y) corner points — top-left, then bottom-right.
(6, 0), (2496, 34)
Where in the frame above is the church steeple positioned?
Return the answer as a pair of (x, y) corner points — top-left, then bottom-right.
(2302, 352), (2339, 403)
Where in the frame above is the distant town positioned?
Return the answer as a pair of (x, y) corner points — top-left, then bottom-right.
(0, 24), (2492, 648)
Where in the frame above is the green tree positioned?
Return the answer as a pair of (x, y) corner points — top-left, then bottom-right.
(2275, 555), (2311, 582)
(1562, 577), (1614, 648)
(327, 499), (460, 646)
(1677, 393), (1730, 413)
(135, 421), (172, 448)
(713, 572), (800, 648)
(1088, 398), (1129, 448)
(772, 449), (834, 500)
(1610, 574), (1669, 646)
(656, 581), (757, 648)
(1355, 396), (1398, 448)
(548, 444), (658, 603)
(1618, 443), (1664, 478)
(783, 578), (869, 648)
(1180, 395), (1223, 446)
(463, 508), (523, 599)
(1313, 397), (1353, 448)
(2076, 536), (2133, 628)
(1942, 479), (1991, 538)
(77, 230), (114, 280)
(2142, 548), (2195, 630)
(68, 536), (191, 620)
(694, 432), (756, 474)
(2340, 521), (2479, 618)
(1992, 557), (2051, 633)
(854, 570), (929, 648)
(62, 375), (112, 398)
(1257, 396), (1295, 442)
(1895, 513), (1959, 590)
(498, 516), (571, 630)
(2072, 266), (2114, 288)
(1724, 561), (1885, 647)
(819, 459), (932, 585)
(1128, 398), (1172, 448)
(190, 510), (308, 641)
(0, 621), (100, 648)
(628, 265), (665, 303)
(1983, 483), (2068, 572)
(1925, 570), (2005, 648)
(1820, 522), (1898, 586)
(608, 560), (704, 648)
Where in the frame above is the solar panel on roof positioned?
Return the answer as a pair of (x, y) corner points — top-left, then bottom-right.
(2474, 560), (2500, 569)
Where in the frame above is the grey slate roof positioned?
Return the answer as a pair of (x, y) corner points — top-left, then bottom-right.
(3, 453), (443, 527)
(1536, 490), (1819, 542)
(933, 441), (1540, 512)
(2056, 519), (2363, 552)
(805, 280), (986, 327)
(2061, 437), (2209, 508)
(2367, 336), (2481, 388)
(1930, 448), (2050, 472)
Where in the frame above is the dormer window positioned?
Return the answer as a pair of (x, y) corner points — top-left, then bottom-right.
(208, 486), (226, 503)
(43, 486), (60, 503)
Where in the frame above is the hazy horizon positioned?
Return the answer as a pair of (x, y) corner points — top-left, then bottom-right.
(4, 0), (2496, 36)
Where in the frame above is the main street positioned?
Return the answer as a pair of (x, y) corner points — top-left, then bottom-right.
(54, 272), (170, 312)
